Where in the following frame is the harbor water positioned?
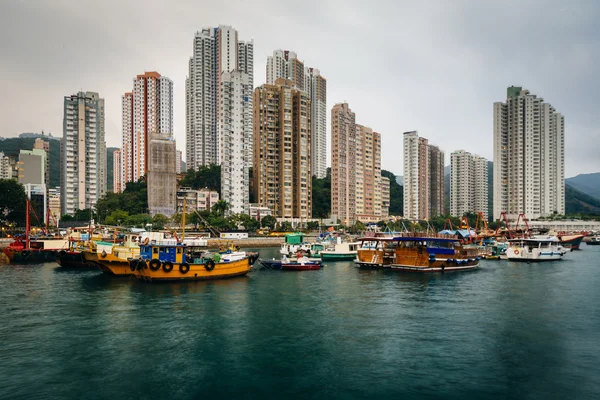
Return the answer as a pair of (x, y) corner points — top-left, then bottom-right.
(1, 246), (600, 399)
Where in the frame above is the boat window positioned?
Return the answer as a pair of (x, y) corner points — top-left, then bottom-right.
(177, 248), (182, 254)
(153, 247), (158, 254)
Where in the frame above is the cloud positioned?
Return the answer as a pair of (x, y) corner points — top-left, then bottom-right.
(0, 0), (598, 177)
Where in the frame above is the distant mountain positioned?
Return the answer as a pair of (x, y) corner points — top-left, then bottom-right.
(395, 175), (403, 185)
(566, 173), (600, 201)
(565, 184), (600, 215)
(18, 132), (60, 141)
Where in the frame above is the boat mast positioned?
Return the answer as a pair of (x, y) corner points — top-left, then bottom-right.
(181, 197), (186, 241)
(25, 199), (30, 250)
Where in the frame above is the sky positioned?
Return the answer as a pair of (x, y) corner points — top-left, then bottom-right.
(1, 0), (599, 178)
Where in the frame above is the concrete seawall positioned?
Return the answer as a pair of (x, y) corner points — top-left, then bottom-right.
(207, 237), (284, 249)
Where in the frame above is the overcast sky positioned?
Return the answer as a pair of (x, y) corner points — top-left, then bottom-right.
(1, 0), (599, 177)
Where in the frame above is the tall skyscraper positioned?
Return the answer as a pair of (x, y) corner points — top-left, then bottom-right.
(493, 86), (565, 219)
(62, 91), (106, 215)
(331, 103), (356, 224)
(331, 103), (386, 224)
(220, 71), (252, 215)
(121, 72), (173, 189)
(113, 149), (122, 193)
(450, 150), (489, 220)
(186, 26), (254, 170)
(266, 50), (327, 178)
(403, 131), (444, 220)
(253, 79), (312, 219)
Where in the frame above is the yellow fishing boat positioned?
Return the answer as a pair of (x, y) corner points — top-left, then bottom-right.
(83, 234), (141, 276)
(131, 241), (252, 282)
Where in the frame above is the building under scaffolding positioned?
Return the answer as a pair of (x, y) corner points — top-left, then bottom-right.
(147, 134), (176, 217)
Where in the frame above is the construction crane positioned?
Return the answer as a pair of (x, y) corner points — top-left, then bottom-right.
(514, 214), (531, 238)
(494, 212), (512, 239)
(475, 212), (491, 238)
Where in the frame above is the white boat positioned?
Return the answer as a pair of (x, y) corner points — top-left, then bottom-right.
(506, 236), (568, 262)
(586, 236), (600, 246)
(320, 241), (360, 261)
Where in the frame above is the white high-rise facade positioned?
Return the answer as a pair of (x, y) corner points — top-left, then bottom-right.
(267, 50), (327, 178)
(493, 87), (564, 220)
(186, 26), (253, 170)
(220, 71), (252, 215)
(450, 150), (489, 220)
(62, 91), (106, 215)
(121, 72), (173, 190)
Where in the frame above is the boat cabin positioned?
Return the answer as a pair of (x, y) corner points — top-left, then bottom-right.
(139, 243), (211, 264)
(356, 235), (477, 268)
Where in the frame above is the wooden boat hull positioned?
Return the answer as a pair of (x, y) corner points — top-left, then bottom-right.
(320, 252), (356, 261)
(133, 257), (251, 282)
(356, 258), (479, 272)
(82, 251), (132, 276)
(560, 235), (584, 250)
(56, 251), (95, 269)
(3, 248), (59, 264)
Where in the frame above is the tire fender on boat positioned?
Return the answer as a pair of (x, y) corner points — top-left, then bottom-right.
(129, 259), (137, 271)
(205, 259), (215, 271)
(149, 259), (161, 271)
(136, 259), (146, 270)
(179, 262), (190, 274)
(162, 261), (174, 273)
(101, 250), (107, 258)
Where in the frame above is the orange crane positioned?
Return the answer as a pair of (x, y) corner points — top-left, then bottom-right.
(514, 214), (531, 238)
(494, 212), (512, 239)
(475, 212), (491, 238)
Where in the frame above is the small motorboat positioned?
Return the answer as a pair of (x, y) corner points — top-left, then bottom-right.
(259, 256), (321, 270)
(280, 256), (322, 271)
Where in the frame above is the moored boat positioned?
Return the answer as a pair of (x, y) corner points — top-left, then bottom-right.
(355, 234), (480, 272)
(586, 236), (600, 245)
(320, 241), (359, 261)
(131, 240), (252, 282)
(506, 236), (567, 262)
(83, 234), (142, 276)
(259, 256), (322, 270)
(558, 234), (585, 250)
(280, 256), (322, 271)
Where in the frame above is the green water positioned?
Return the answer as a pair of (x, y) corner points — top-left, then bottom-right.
(1, 246), (600, 399)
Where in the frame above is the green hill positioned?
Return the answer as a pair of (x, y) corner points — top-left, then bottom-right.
(565, 184), (600, 215)
(566, 173), (600, 201)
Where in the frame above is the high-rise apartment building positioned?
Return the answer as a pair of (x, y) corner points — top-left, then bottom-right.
(186, 26), (254, 170)
(33, 138), (50, 188)
(355, 124), (382, 222)
(381, 176), (390, 218)
(450, 150), (489, 220)
(62, 91), (106, 215)
(331, 103), (387, 224)
(220, 71), (252, 215)
(176, 150), (182, 174)
(121, 72), (173, 190)
(331, 103), (356, 224)
(267, 50), (327, 178)
(493, 86), (565, 219)
(253, 79), (312, 219)
(0, 152), (12, 180)
(403, 131), (444, 220)
(113, 149), (122, 193)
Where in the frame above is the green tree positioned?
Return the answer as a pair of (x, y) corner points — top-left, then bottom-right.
(105, 210), (130, 226)
(306, 221), (319, 231)
(278, 221), (293, 232)
(381, 169), (403, 216)
(179, 164), (221, 193)
(73, 208), (95, 221)
(261, 215), (277, 230)
(212, 200), (230, 217)
(0, 179), (27, 225)
(151, 214), (169, 230)
(347, 221), (366, 234)
(312, 168), (331, 218)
